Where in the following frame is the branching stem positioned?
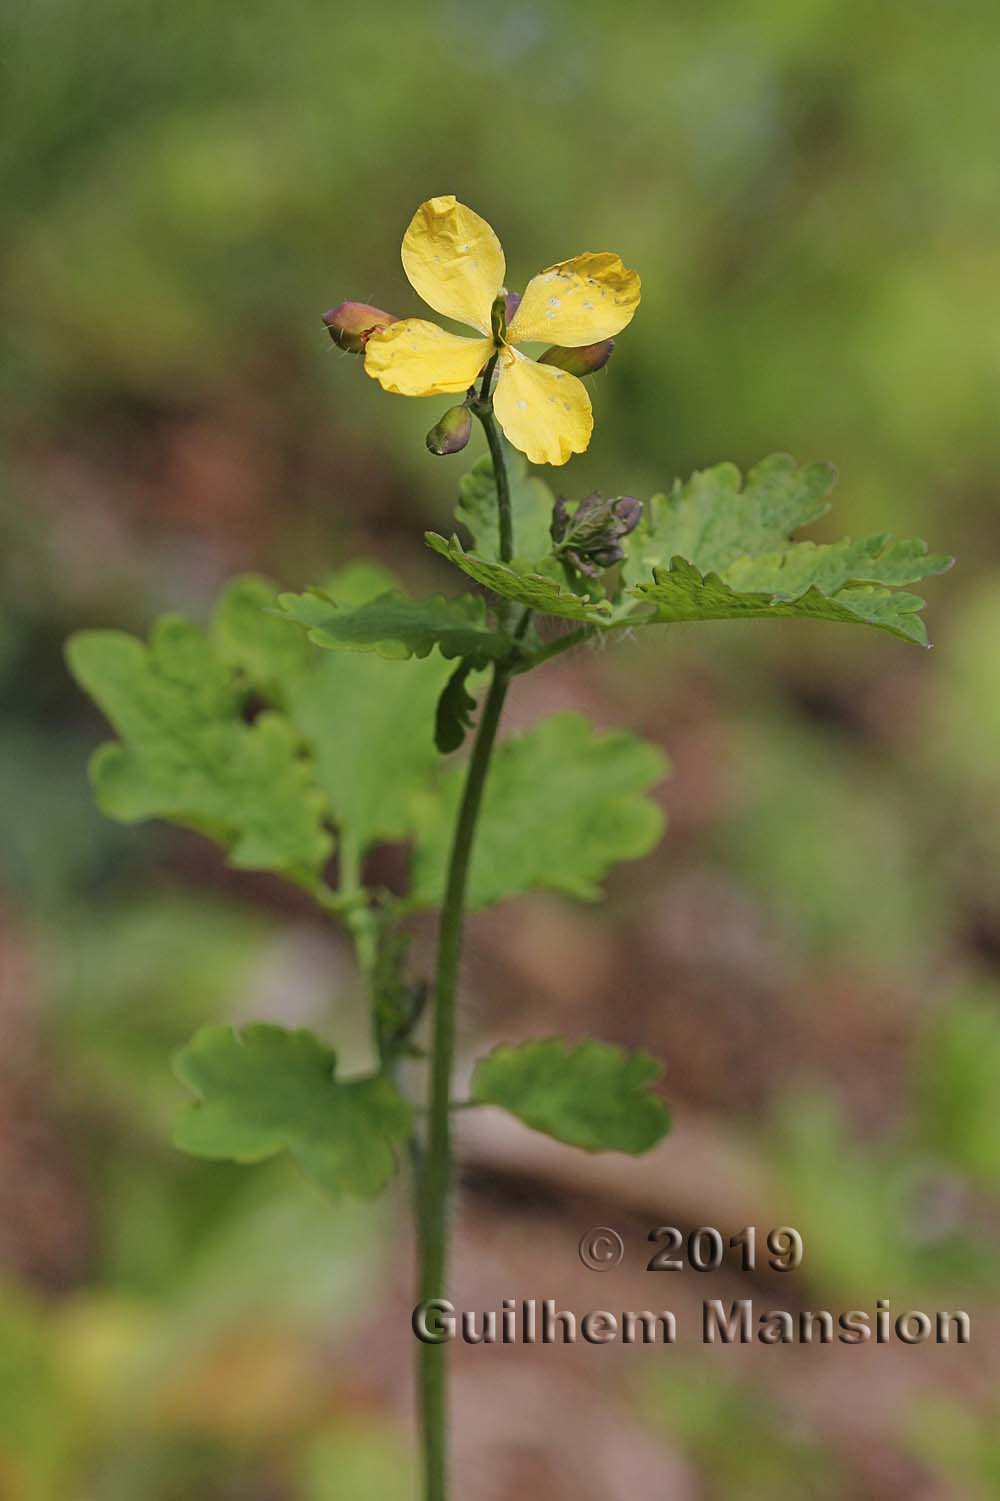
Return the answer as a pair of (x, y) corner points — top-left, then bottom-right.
(512, 622), (592, 673)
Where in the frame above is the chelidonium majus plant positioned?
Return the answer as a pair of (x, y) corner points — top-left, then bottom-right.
(66, 194), (952, 1500)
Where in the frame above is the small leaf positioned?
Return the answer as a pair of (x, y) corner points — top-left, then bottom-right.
(275, 588), (511, 661)
(173, 1024), (411, 1198)
(434, 659), (481, 754)
(456, 448), (555, 561)
(471, 1038), (670, 1154)
(65, 620), (331, 880)
(623, 456), (951, 645)
(412, 711), (667, 908)
(426, 533), (612, 623)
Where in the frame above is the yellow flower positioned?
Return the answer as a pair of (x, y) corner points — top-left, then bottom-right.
(364, 196), (640, 467)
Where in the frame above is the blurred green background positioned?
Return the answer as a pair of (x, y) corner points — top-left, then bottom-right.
(2, 1), (998, 1496)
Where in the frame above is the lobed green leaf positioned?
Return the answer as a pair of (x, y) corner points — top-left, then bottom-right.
(287, 641), (454, 858)
(65, 619), (331, 880)
(625, 454), (837, 583)
(434, 659), (481, 754)
(274, 587), (511, 661)
(623, 455), (951, 645)
(425, 533), (612, 623)
(471, 1037), (670, 1154)
(173, 1023), (411, 1199)
(411, 711), (667, 908)
(632, 557), (937, 645)
(212, 573), (313, 701)
(211, 565), (457, 856)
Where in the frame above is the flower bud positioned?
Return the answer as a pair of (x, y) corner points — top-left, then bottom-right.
(611, 495), (642, 534)
(322, 301), (397, 353)
(503, 288), (522, 325)
(551, 492), (642, 578)
(426, 404), (472, 456)
(538, 339), (615, 378)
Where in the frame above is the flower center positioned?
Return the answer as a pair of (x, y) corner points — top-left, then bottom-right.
(489, 293), (507, 347)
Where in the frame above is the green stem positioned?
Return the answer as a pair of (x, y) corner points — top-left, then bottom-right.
(512, 622), (591, 673)
(416, 364), (520, 1499)
(472, 355), (513, 565)
(418, 662), (510, 1500)
(339, 828), (378, 993)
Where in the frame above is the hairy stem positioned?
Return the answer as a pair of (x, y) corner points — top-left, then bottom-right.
(512, 622), (592, 673)
(418, 662), (509, 1500)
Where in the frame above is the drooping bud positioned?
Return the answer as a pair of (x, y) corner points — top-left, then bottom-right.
(538, 339), (615, 378)
(426, 404), (472, 456)
(322, 301), (397, 353)
(551, 492), (642, 578)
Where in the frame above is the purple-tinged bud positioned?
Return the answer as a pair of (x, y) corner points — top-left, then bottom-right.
(426, 404), (472, 456)
(550, 494), (571, 544)
(551, 492), (643, 578)
(538, 339), (615, 378)
(503, 288), (522, 325)
(612, 495), (642, 536)
(322, 301), (397, 353)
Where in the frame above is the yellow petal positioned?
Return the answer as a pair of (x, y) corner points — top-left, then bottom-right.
(493, 351), (593, 467)
(401, 196), (506, 333)
(508, 252), (641, 347)
(364, 319), (493, 397)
